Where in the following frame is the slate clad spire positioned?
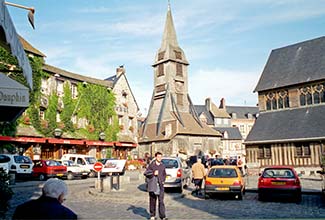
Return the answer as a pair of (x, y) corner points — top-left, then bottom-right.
(161, 5), (178, 49)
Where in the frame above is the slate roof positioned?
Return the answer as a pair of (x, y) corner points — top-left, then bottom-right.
(255, 36), (325, 92)
(19, 35), (46, 57)
(194, 105), (214, 125)
(43, 64), (113, 88)
(213, 127), (242, 140)
(226, 106), (259, 119)
(245, 105), (325, 144)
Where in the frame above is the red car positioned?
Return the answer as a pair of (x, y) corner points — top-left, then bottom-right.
(32, 160), (67, 181)
(258, 166), (302, 202)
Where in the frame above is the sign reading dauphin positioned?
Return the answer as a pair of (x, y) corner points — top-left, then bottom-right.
(0, 88), (29, 107)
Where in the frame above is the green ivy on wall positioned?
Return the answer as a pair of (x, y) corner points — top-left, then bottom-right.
(61, 82), (75, 132)
(76, 83), (119, 141)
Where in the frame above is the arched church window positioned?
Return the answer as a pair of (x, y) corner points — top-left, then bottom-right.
(277, 90), (289, 109)
(265, 92), (276, 110)
(299, 86), (311, 106)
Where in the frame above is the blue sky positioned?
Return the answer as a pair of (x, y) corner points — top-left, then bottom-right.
(7, 0), (325, 115)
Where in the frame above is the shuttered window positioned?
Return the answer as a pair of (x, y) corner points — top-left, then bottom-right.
(258, 145), (271, 159)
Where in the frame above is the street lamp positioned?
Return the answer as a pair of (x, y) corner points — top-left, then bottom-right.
(54, 128), (63, 138)
(5, 1), (35, 29)
(99, 132), (106, 141)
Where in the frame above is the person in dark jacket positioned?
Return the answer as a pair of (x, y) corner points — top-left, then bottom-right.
(144, 151), (167, 220)
(13, 178), (77, 219)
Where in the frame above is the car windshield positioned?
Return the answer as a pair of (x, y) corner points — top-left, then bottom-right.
(262, 168), (295, 178)
(14, 155), (32, 164)
(85, 157), (96, 164)
(46, 160), (61, 166)
(208, 168), (238, 178)
(161, 159), (178, 168)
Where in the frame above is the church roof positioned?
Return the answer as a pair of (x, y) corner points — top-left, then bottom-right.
(255, 36), (325, 92)
(245, 105), (325, 144)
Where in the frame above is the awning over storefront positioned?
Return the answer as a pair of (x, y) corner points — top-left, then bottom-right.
(0, 136), (46, 143)
(0, 73), (29, 122)
(114, 142), (137, 147)
(0, 136), (133, 148)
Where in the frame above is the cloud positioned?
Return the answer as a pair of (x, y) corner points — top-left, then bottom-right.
(189, 68), (259, 106)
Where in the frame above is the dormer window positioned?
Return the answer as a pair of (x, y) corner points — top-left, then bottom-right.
(247, 113), (252, 119)
(231, 113), (237, 119)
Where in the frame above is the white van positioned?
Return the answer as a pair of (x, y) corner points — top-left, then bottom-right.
(0, 154), (33, 178)
(61, 154), (97, 177)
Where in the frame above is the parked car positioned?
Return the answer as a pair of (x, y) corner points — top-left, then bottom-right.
(0, 154), (33, 179)
(204, 165), (245, 200)
(151, 156), (191, 193)
(0, 154), (10, 174)
(58, 160), (89, 180)
(258, 166), (302, 202)
(32, 160), (67, 181)
(61, 154), (96, 177)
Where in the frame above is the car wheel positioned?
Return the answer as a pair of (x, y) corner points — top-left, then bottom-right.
(184, 177), (191, 188)
(258, 192), (264, 201)
(237, 191), (243, 200)
(294, 193), (302, 203)
(39, 174), (46, 181)
(67, 172), (74, 180)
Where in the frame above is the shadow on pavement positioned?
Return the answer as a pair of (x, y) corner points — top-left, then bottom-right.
(127, 205), (150, 219)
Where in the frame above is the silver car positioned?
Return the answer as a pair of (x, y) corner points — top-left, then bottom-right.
(161, 157), (191, 193)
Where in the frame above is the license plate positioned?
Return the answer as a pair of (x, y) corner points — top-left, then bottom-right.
(20, 165), (29, 169)
(166, 176), (171, 180)
(272, 181), (285, 185)
(216, 187), (229, 191)
(56, 173), (63, 176)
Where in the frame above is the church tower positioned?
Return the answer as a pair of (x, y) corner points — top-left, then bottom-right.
(139, 4), (221, 157)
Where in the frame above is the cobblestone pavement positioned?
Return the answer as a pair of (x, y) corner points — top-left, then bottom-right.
(5, 172), (325, 219)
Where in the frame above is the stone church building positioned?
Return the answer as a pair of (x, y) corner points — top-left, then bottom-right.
(138, 5), (221, 158)
(245, 36), (325, 175)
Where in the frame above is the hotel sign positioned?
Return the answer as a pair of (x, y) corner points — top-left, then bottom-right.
(0, 87), (28, 107)
(0, 0), (33, 88)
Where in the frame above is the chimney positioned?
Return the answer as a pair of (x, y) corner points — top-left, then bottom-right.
(205, 97), (211, 111)
(219, 98), (226, 109)
(116, 65), (125, 77)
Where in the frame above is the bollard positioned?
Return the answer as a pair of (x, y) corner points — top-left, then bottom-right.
(116, 174), (120, 190)
(103, 176), (112, 192)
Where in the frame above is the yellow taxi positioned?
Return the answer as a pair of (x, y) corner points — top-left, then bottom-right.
(204, 165), (245, 200)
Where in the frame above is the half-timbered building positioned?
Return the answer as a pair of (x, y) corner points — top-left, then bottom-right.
(245, 37), (325, 175)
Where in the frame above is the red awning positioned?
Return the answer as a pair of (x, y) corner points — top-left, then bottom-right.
(86, 140), (114, 146)
(0, 136), (136, 147)
(47, 138), (85, 145)
(114, 142), (137, 147)
(0, 136), (46, 143)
